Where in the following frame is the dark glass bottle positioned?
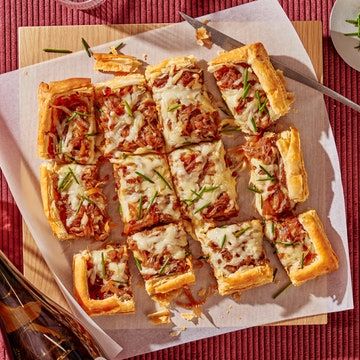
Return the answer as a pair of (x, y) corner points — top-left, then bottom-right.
(0, 250), (105, 359)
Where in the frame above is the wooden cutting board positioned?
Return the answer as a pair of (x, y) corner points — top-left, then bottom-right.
(18, 21), (326, 325)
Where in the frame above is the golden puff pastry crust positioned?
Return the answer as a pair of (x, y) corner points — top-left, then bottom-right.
(93, 53), (142, 74)
(40, 162), (70, 240)
(40, 162), (110, 241)
(196, 220), (273, 296)
(276, 127), (309, 202)
(38, 78), (97, 164)
(209, 43), (294, 119)
(265, 210), (339, 286)
(145, 260), (195, 296)
(293, 210), (339, 285)
(73, 245), (135, 316)
(127, 223), (195, 296)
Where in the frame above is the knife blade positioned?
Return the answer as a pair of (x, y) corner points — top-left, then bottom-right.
(179, 12), (360, 113)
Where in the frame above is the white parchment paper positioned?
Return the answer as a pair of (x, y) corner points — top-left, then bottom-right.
(0, 0), (353, 359)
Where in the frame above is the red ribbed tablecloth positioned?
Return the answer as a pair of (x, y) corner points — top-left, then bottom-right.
(0, 1), (359, 359)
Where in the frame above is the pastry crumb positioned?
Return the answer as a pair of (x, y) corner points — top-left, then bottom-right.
(197, 287), (207, 298)
(196, 27), (212, 49)
(147, 309), (171, 325)
(169, 326), (187, 337)
(180, 312), (196, 321)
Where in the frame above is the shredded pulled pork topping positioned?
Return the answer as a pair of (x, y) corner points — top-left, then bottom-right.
(243, 134), (293, 217)
(54, 165), (110, 240)
(95, 83), (164, 155)
(50, 92), (96, 164)
(86, 246), (133, 301)
(267, 217), (317, 273)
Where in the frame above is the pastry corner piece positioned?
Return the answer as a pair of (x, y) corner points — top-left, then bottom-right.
(73, 245), (135, 316)
(127, 223), (195, 297)
(243, 127), (308, 219)
(40, 162), (110, 241)
(93, 53), (142, 74)
(208, 42), (294, 134)
(265, 210), (339, 286)
(196, 220), (273, 296)
(37, 77), (98, 164)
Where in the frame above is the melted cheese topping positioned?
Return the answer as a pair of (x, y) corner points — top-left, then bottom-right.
(150, 67), (218, 150)
(98, 77), (159, 155)
(53, 89), (97, 163)
(200, 221), (265, 277)
(208, 63), (277, 134)
(168, 141), (237, 222)
(57, 164), (103, 227)
(114, 154), (180, 223)
(265, 220), (317, 274)
(85, 246), (129, 286)
(130, 223), (188, 276)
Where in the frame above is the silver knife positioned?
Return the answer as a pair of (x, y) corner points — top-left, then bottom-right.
(179, 12), (360, 113)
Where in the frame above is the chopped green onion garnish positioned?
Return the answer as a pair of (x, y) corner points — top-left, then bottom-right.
(148, 191), (158, 208)
(260, 194), (263, 209)
(259, 99), (268, 113)
(234, 226), (251, 237)
(301, 253), (305, 269)
(58, 172), (73, 191)
(272, 281), (292, 299)
(134, 257), (142, 271)
(257, 177), (276, 182)
(118, 203), (123, 216)
(248, 184), (262, 193)
(271, 221), (275, 237)
(242, 68), (248, 88)
(137, 195), (143, 219)
(220, 234), (227, 248)
(154, 170), (172, 190)
(345, 19), (358, 25)
(194, 202), (211, 214)
(66, 111), (88, 124)
(241, 83), (251, 99)
(76, 197), (84, 214)
(272, 268), (278, 281)
(43, 48), (72, 54)
(197, 255), (210, 260)
(57, 139), (63, 154)
(68, 167), (79, 184)
(114, 42), (125, 53)
(275, 241), (295, 247)
(85, 132), (98, 137)
(135, 171), (154, 183)
(259, 165), (275, 180)
(167, 103), (181, 112)
(101, 252), (106, 278)
(344, 32), (358, 36)
(81, 37), (93, 57)
(124, 100), (133, 117)
(250, 117), (257, 132)
(159, 257), (170, 275)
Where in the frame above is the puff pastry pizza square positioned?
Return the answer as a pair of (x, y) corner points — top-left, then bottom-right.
(208, 43), (294, 134)
(40, 162), (110, 241)
(168, 140), (239, 227)
(243, 127), (308, 219)
(112, 153), (181, 235)
(93, 53), (141, 74)
(265, 210), (339, 286)
(127, 223), (195, 296)
(145, 56), (220, 152)
(73, 245), (135, 316)
(196, 220), (273, 296)
(95, 74), (165, 157)
(38, 78), (98, 164)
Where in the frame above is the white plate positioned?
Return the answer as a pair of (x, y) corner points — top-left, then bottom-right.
(330, 0), (360, 72)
